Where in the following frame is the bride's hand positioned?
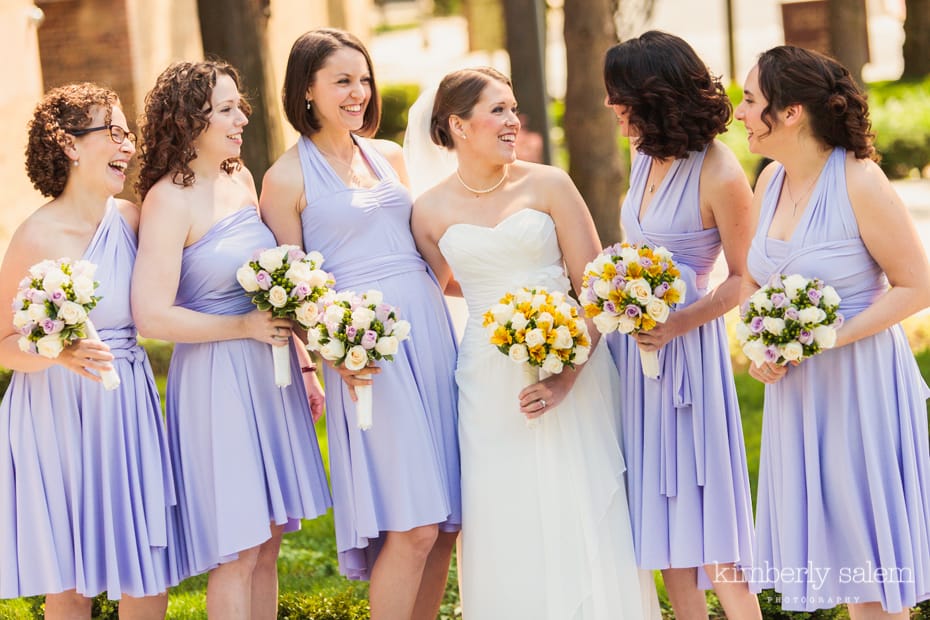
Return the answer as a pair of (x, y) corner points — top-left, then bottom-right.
(324, 359), (381, 402)
(518, 370), (577, 420)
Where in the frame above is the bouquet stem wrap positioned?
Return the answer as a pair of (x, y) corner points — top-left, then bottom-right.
(523, 365), (551, 429)
(355, 372), (373, 430)
(272, 344), (291, 387)
(84, 319), (120, 391)
(639, 347), (660, 379)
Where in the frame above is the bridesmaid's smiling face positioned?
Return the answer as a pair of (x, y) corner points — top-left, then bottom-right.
(306, 46), (372, 134)
(735, 65), (771, 155)
(69, 104), (135, 197)
(193, 72), (249, 164)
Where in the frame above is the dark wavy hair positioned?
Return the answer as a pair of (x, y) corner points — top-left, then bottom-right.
(136, 59), (251, 199)
(282, 28), (381, 138)
(756, 45), (876, 160)
(603, 30), (730, 159)
(25, 83), (117, 198)
(430, 67), (512, 150)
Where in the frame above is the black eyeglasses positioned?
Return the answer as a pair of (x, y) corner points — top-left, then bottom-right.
(68, 124), (137, 145)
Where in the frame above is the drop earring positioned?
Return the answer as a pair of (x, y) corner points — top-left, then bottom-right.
(73, 159), (79, 167)
(306, 100), (312, 111)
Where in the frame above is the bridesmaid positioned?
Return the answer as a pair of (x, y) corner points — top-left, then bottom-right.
(736, 45), (930, 617)
(0, 84), (177, 617)
(132, 60), (331, 619)
(602, 31), (761, 619)
(259, 29), (460, 620)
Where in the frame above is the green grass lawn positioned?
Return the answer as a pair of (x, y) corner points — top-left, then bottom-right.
(1, 349), (928, 619)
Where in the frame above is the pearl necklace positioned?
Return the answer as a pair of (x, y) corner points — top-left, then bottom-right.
(456, 168), (508, 197)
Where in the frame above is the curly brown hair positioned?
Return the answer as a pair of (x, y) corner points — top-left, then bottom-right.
(603, 31), (731, 159)
(430, 67), (512, 150)
(136, 59), (251, 199)
(25, 83), (117, 198)
(756, 46), (876, 161)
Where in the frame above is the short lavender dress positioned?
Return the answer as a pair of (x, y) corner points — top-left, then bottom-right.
(747, 147), (930, 612)
(0, 200), (180, 599)
(166, 206), (331, 578)
(607, 146), (755, 583)
(297, 135), (461, 579)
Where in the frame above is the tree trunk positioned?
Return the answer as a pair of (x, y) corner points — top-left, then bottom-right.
(828, 0), (869, 87)
(196, 0), (283, 190)
(563, 0), (623, 246)
(503, 0), (551, 164)
(902, 0), (930, 78)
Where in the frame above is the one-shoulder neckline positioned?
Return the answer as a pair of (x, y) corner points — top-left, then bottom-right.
(438, 208), (552, 245)
(184, 205), (257, 252)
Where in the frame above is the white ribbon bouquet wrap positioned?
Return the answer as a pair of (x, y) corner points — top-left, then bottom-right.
(305, 289), (411, 430)
(237, 245), (335, 387)
(13, 258), (119, 390)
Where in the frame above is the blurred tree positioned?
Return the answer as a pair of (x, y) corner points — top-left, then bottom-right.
(503, 0), (551, 164)
(563, 0), (625, 245)
(828, 0), (868, 86)
(902, 0), (930, 78)
(196, 0), (284, 190)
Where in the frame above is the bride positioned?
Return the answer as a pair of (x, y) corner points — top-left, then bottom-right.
(407, 67), (660, 619)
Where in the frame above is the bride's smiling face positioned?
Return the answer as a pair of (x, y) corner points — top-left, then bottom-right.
(457, 80), (520, 164)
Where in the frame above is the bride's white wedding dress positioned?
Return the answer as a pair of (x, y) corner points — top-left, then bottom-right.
(439, 208), (660, 620)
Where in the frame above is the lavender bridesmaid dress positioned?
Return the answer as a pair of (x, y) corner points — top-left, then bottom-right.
(166, 206), (331, 578)
(0, 200), (180, 599)
(607, 146), (755, 583)
(746, 146), (930, 612)
(297, 135), (461, 580)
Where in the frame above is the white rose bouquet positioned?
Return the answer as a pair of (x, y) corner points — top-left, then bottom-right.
(737, 273), (844, 368)
(482, 286), (591, 427)
(237, 245), (335, 387)
(13, 258), (119, 390)
(580, 242), (686, 379)
(304, 289), (411, 430)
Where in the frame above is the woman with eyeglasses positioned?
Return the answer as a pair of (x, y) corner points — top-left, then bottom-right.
(0, 83), (179, 618)
(132, 60), (331, 619)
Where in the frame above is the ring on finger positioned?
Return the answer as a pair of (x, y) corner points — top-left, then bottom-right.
(539, 398), (547, 409)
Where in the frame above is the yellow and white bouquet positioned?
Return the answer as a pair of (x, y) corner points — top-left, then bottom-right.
(580, 242), (686, 379)
(305, 289), (411, 430)
(483, 286), (591, 426)
(13, 258), (119, 390)
(237, 245), (335, 387)
(737, 273), (844, 367)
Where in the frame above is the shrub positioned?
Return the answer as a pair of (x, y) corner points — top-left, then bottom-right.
(376, 84), (421, 146)
(869, 77), (930, 179)
(277, 590), (370, 619)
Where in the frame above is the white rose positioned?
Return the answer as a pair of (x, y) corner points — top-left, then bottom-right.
(742, 339), (768, 367)
(592, 311), (620, 334)
(821, 285), (841, 308)
(305, 250), (324, 266)
(375, 336), (399, 356)
(258, 247), (286, 272)
(762, 316), (785, 335)
(551, 325), (574, 349)
(236, 266), (260, 292)
(734, 320), (751, 343)
(390, 319), (411, 341)
(671, 279), (687, 305)
(654, 246), (673, 262)
(42, 268), (68, 293)
(333, 291), (356, 304)
(542, 353), (564, 375)
(484, 322), (501, 339)
(320, 339), (346, 361)
(616, 314), (638, 334)
(557, 303), (573, 318)
(362, 289), (384, 306)
(324, 304), (347, 325)
(36, 333), (64, 358)
(12, 310), (31, 329)
(531, 293), (549, 308)
(57, 301), (87, 325)
(510, 312), (529, 331)
(305, 326), (323, 350)
(525, 328), (546, 348)
(573, 344), (590, 365)
(549, 291), (566, 306)
(350, 307), (376, 331)
(590, 254), (614, 273)
(620, 246), (640, 265)
(781, 341), (804, 362)
(750, 291), (773, 312)
(284, 261), (313, 284)
(306, 269), (331, 288)
(17, 336), (33, 353)
(28, 259), (57, 279)
(592, 278), (612, 300)
(508, 343), (529, 363)
(267, 285), (289, 308)
(70, 260), (97, 279)
(491, 303), (515, 325)
(71, 275), (96, 304)
(295, 301), (320, 327)
(27, 302), (48, 322)
(536, 312), (554, 329)
(645, 297), (670, 323)
(812, 325), (837, 349)
(625, 278), (652, 304)
(514, 289), (533, 304)
(798, 306), (827, 325)
(782, 274), (808, 301)
(344, 344), (369, 371)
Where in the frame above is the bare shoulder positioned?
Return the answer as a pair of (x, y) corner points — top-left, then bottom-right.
(412, 179), (456, 235)
(703, 141), (747, 184)
(5, 204), (66, 265)
(754, 159), (781, 193)
(141, 176), (195, 221)
(844, 152), (887, 195)
(263, 145), (302, 189)
(369, 137), (405, 169)
(114, 198), (141, 233)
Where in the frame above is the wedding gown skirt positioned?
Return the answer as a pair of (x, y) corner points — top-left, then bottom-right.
(439, 208), (659, 619)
